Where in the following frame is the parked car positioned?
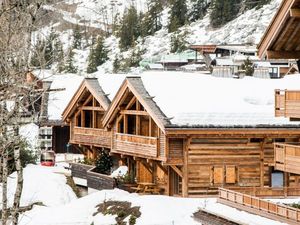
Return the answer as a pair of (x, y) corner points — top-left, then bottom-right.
(40, 151), (56, 167)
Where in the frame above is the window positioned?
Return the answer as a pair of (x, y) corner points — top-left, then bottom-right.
(271, 172), (283, 187)
(269, 67), (279, 78)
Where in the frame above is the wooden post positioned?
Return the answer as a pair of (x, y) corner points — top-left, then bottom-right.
(149, 117), (152, 137)
(166, 166), (170, 196)
(81, 110), (84, 127)
(124, 114), (128, 134)
(136, 101), (140, 135)
(182, 137), (191, 197)
(260, 138), (266, 187)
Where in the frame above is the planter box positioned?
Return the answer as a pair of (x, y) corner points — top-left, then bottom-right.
(87, 168), (116, 191)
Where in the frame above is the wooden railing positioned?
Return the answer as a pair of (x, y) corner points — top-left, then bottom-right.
(275, 89), (300, 118)
(219, 188), (300, 224)
(71, 126), (111, 148)
(229, 186), (300, 197)
(274, 143), (300, 174)
(112, 133), (158, 158)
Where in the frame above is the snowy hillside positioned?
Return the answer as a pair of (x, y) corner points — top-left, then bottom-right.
(38, 0), (281, 74)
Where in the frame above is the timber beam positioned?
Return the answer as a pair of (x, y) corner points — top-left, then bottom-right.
(267, 51), (300, 59)
(170, 165), (183, 178)
(120, 110), (149, 116)
(290, 8), (300, 18)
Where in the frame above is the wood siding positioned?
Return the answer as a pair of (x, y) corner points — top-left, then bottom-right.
(71, 126), (111, 148)
(112, 133), (158, 158)
(275, 143), (300, 174)
(169, 138), (184, 160)
(275, 89), (300, 118)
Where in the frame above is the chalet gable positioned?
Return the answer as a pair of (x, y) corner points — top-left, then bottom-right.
(258, 0), (300, 59)
(62, 78), (111, 122)
(102, 77), (171, 132)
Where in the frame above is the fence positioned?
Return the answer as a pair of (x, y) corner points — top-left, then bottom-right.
(218, 188), (300, 225)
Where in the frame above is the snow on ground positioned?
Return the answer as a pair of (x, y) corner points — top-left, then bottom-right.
(0, 165), (296, 225)
(0, 165), (76, 210)
(19, 188), (292, 225)
(110, 166), (128, 178)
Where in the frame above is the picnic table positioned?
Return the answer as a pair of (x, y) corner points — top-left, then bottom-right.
(130, 182), (161, 194)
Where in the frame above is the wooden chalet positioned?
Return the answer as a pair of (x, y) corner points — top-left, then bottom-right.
(62, 78), (112, 158)
(257, 0), (300, 178)
(258, 0), (300, 61)
(100, 74), (300, 197)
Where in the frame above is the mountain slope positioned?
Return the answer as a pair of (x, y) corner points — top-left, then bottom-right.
(38, 0), (281, 74)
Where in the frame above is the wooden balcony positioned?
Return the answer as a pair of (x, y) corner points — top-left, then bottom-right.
(71, 127), (111, 148)
(275, 89), (300, 118)
(274, 143), (300, 175)
(112, 133), (158, 158)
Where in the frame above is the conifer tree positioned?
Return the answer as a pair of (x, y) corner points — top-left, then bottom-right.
(31, 37), (46, 68)
(244, 0), (271, 10)
(189, 0), (209, 22)
(168, 0), (188, 33)
(87, 36), (108, 74)
(113, 55), (121, 73)
(95, 150), (113, 175)
(87, 47), (98, 74)
(64, 48), (77, 73)
(73, 24), (82, 49)
(142, 0), (163, 36)
(210, 0), (242, 28)
(170, 30), (189, 53)
(118, 5), (140, 50)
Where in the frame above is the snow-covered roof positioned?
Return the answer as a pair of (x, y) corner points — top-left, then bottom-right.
(47, 74), (127, 121)
(148, 63), (164, 69)
(134, 72), (300, 128)
(217, 45), (257, 54)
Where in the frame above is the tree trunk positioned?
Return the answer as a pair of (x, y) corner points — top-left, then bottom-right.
(1, 149), (8, 225)
(11, 143), (23, 225)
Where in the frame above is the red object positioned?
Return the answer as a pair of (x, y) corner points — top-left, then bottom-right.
(40, 151), (56, 167)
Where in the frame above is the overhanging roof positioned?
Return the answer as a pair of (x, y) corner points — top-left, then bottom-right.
(62, 78), (111, 121)
(258, 0), (300, 59)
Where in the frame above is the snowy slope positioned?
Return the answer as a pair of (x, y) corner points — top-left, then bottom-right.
(0, 165), (76, 210)
(39, 0), (281, 73)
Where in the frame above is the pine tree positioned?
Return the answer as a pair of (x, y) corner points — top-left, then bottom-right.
(170, 30), (189, 53)
(142, 0), (163, 36)
(241, 57), (254, 76)
(189, 0), (209, 22)
(87, 36), (108, 74)
(31, 37), (46, 68)
(210, 0), (242, 28)
(64, 48), (77, 73)
(95, 150), (113, 175)
(87, 47), (97, 74)
(42, 28), (60, 68)
(168, 0), (188, 33)
(113, 55), (121, 73)
(73, 24), (82, 50)
(244, 0), (271, 10)
(118, 5), (140, 50)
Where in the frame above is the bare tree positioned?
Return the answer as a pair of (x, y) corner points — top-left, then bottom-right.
(0, 1), (46, 224)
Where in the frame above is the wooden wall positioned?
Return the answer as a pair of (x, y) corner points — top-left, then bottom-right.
(167, 134), (300, 197)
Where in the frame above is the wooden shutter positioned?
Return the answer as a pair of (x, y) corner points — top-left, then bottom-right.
(213, 166), (224, 184)
(226, 166), (236, 184)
